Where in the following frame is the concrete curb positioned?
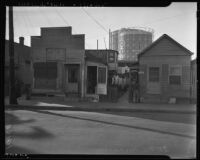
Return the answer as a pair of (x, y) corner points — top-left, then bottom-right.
(5, 104), (196, 114)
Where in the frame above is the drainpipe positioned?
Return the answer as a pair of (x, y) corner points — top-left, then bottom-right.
(81, 54), (85, 100)
(190, 63), (192, 104)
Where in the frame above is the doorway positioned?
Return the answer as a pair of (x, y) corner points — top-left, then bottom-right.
(147, 66), (160, 94)
(65, 64), (80, 94)
(87, 66), (97, 94)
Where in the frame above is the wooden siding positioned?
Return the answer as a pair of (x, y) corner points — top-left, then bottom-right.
(139, 36), (191, 102)
(142, 38), (191, 57)
(31, 27), (85, 97)
(139, 64), (147, 95)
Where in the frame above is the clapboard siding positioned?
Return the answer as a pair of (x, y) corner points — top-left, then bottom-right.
(142, 38), (190, 56)
(139, 34), (192, 103)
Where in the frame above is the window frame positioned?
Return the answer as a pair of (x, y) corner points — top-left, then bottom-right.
(168, 64), (182, 85)
(98, 66), (107, 84)
(148, 66), (160, 82)
(68, 65), (79, 83)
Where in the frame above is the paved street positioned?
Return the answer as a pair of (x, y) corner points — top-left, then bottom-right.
(5, 107), (196, 158)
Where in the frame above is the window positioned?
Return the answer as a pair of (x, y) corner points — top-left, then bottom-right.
(34, 62), (57, 79)
(98, 67), (106, 83)
(25, 60), (30, 64)
(108, 52), (115, 63)
(169, 65), (181, 85)
(68, 66), (78, 83)
(149, 67), (159, 82)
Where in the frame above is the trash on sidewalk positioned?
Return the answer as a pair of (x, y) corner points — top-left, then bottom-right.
(169, 97), (176, 104)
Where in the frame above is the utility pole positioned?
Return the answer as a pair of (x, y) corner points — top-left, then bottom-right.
(9, 6), (17, 104)
(104, 37), (107, 49)
(97, 40), (98, 50)
(109, 29), (110, 49)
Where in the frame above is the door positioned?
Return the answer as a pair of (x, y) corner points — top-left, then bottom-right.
(65, 64), (80, 93)
(87, 66), (97, 94)
(97, 66), (107, 95)
(147, 67), (160, 94)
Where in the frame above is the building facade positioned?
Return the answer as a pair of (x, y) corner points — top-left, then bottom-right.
(109, 27), (153, 62)
(84, 50), (118, 98)
(31, 27), (85, 98)
(5, 37), (32, 96)
(138, 34), (193, 103)
(85, 50), (118, 71)
(117, 60), (139, 74)
(191, 59), (197, 103)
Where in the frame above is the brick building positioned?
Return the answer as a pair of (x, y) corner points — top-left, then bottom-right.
(5, 37), (32, 96)
(138, 34), (193, 103)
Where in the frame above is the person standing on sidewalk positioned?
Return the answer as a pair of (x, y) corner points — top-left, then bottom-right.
(133, 79), (139, 103)
(111, 72), (118, 102)
(128, 76), (134, 103)
(25, 84), (31, 100)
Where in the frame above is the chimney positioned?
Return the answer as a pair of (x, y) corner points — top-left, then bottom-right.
(19, 37), (24, 45)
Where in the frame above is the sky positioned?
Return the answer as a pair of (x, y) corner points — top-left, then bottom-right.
(6, 2), (197, 59)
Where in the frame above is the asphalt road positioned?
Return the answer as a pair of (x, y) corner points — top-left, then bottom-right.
(5, 109), (196, 158)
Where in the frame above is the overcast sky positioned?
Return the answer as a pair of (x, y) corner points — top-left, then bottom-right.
(6, 2), (197, 59)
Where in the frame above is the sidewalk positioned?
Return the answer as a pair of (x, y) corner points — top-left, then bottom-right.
(5, 95), (196, 114)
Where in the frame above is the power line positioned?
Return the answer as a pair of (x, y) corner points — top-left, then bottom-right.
(81, 7), (108, 34)
(141, 11), (195, 26)
(38, 7), (54, 27)
(54, 8), (70, 27)
(54, 8), (91, 48)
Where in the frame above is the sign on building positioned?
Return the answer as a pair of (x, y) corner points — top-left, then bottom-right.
(46, 48), (66, 61)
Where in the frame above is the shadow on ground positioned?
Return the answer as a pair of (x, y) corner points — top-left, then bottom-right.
(5, 112), (35, 125)
(5, 112), (54, 139)
(12, 126), (54, 139)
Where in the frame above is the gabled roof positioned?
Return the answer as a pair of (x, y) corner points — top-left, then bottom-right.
(138, 34), (193, 58)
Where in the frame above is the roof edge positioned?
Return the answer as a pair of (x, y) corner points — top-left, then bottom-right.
(138, 34), (193, 58)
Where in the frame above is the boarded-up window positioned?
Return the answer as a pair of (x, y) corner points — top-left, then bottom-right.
(98, 67), (106, 83)
(34, 62), (57, 79)
(169, 65), (181, 85)
(149, 67), (159, 82)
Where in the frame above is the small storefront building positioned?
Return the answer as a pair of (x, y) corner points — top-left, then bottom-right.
(31, 27), (85, 98)
(84, 51), (108, 100)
